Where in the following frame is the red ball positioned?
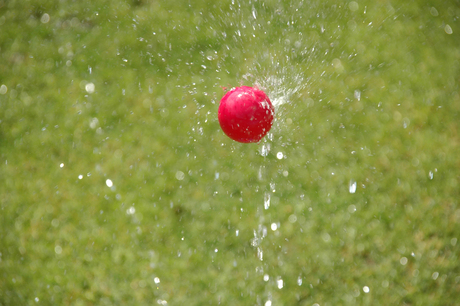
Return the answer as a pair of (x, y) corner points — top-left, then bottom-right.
(218, 86), (274, 143)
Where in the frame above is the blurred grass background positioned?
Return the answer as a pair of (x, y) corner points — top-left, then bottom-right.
(1, 0), (460, 305)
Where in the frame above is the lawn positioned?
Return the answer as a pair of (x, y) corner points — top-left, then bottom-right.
(1, 0), (460, 305)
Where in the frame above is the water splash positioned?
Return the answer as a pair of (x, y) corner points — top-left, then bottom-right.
(254, 65), (308, 113)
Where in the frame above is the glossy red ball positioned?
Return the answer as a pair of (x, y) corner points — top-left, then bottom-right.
(218, 86), (274, 143)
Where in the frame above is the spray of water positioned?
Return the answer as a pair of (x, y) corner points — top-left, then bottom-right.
(255, 68), (306, 111)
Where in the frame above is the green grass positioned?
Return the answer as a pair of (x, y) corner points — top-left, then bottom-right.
(1, 0), (460, 305)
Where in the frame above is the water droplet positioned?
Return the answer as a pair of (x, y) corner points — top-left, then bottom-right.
(297, 276), (303, 286)
(55, 245), (62, 254)
(126, 207), (135, 215)
(257, 247), (263, 261)
(403, 117), (410, 128)
(89, 118), (99, 129)
(85, 82), (95, 94)
(429, 171), (434, 179)
(276, 152), (284, 159)
(432, 272), (439, 280)
(105, 179), (113, 188)
(264, 192), (270, 210)
(154, 277), (160, 284)
(258, 166), (265, 180)
(59, 163), (64, 168)
(349, 1), (359, 11)
(260, 143), (270, 156)
(175, 171), (185, 180)
(349, 180), (357, 193)
(78, 174), (83, 180)
(363, 286), (370, 293)
(0, 84), (7, 94)
(354, 90), (361, 101)
(400, 257), (408, 265)
(40, 13), (50, 24)
(445, 24), (453, 35)
(277, 278), (284, 289)
(271, 223), (278, 231)
(332, 58), (344, 72)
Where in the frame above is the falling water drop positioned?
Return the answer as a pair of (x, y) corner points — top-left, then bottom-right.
(277, 278), (284, 289)
(257, 247), (263, 261)
(260, 143), (270, 157)
(258, 166), (265, 180)
(264, 192), (271, 210)
(297, 276), (303, 286)
(354, 90), (361, 101)
(349, 180), (357, 193)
